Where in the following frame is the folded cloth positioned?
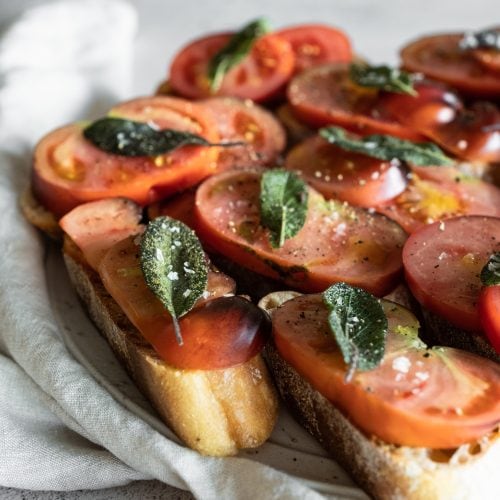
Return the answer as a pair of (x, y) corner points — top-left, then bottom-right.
(0, 1), (324, 498)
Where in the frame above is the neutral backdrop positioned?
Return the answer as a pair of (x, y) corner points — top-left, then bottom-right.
(0, 0), (498, 498)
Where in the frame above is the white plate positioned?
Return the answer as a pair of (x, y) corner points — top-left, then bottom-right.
(46, 244), (368, 499)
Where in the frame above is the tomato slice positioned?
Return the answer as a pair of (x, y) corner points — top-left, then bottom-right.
(376, 166), (500, 233)
(276, 24), (352, 73)
(194, 169), (407, 296)
(287, 63), (426, 140)
(400, 33), (500, 98)
(169, 32), (295, 103)
(284, 134), (408, 207)
(148, 188), (197, 229)
(479, 286), (500, 354)
(423, 102), (500, 164)
(199, 97), (286, 171)
(60, 198), (143, 270)
(472, 48), (500, 74)
(403, 215), (500, 331)
(272, 294), (500, 448)
(99, 236), (267, 370)
(378, 80), (463, 133)
(32, 96), (220, 217)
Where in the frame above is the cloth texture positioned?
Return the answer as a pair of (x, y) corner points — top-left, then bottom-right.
(0, 1), (325, 498)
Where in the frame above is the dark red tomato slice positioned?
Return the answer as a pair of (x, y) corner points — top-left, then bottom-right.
(479, 286), (500, 353)
(287, 63), (426, 140)
(400, 33), (500, 99)
(272, 294), (500, 448)
(378, 80), (463, 133)
(284, 134), (408, 207)
(199, 97), (286, 171)
(148, 189), (197, 229)
(194, 169), (407, 296)
(97, 236), (266, 370)
(403, 215), (500, 331)
(276, 24), (352, 73)
(423, 102), (500, 164)
(472, 48), (500, 74)
(376, 166), (500, 233)
(59, 198), (143, 270)
(169, 32), (295, 103)
(32, 96), (220, 217)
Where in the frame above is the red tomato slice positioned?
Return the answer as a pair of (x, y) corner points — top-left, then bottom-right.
(284, 134), (408, 207)
(272, 294), (500, 448)
(423, 102), (500, 164)
(98, 236), (267, 370)
(169, 32), (295, 103)
(403, 215), (500, 331)
(472, 48), (500, 74)
(287, 63), (426, 140)
(376, 166), (500, 233)
(32, 96), (220, 217)
(60, 198), (143, 270)
(378, 80), (463, 133)
(199, 97), (286, 171)
(479, 286), (500, 353)
(194, 169), (407, 296)
(400, 33), (500, 99)
(276, 24), (352, 73)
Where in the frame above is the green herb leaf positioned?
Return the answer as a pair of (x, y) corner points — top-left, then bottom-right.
(259, 169), (308, 248)
(207, 18), (271, 92)
(459, 29), (500, 51)
(323, 282), (388, 380)
(350, 63), (417, 96)
(140, 216), (208, 345)
(480, 252), (500, 286)
(319, 126), (454, 166)
(84, 117), (244, 157)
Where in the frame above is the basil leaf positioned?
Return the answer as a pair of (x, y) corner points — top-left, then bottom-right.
(260, 169), (308, 248)
(319, 126), (454, 166)
(207, 18), (271, 91)
(140, 216), (208, 345)
(459, 29), (500, 51)
(350, 63), (417, 96)
(84, 117), (243, 157)
(323, 282), (388, 380)
(480, 252), (500, 286)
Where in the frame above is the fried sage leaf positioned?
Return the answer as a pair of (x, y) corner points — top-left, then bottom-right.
(350, 63), (417, 96)
(481, 252), (500, 286)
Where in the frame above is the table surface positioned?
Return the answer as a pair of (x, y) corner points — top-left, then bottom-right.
(1, 0), (498, 497)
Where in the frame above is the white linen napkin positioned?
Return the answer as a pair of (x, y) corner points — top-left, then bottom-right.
(0, 1), (325, 498)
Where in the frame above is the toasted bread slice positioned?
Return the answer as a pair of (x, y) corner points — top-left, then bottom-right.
(63, 238), (278, 456)
(265, 341), (500, 500)
(20, 187), (61, 240)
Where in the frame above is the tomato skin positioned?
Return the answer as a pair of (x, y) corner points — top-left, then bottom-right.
(194, 169), (407, 296)
(287, 63), (426, 141)
(478, 286), (500, 354)
(169, 32), (295, 103)
(403, 216), (500, 332)
(276, 24), (352, 73)
(199, 97), (286, 171)
(32, 97), (220, 217)
(376, 166), (500, 234)
(272, 294), (500, 448)
(284, 135), (408, 207)
(400, 33), (500, 99)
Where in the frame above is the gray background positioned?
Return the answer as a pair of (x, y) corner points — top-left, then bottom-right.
(1, 0), (498, 498)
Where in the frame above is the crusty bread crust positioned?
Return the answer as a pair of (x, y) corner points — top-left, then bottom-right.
(265, 342), (500, 500)
(63, 239), (278, 456)
(20, 187), (61, 240)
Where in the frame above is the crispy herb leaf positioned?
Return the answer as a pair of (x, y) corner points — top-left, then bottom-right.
(207, 18), (271, 91)
(84, 117), (243, 157)
(350, 63), (417, 96)
(323, 282), (388, 380)
(480, 252), (500, 286)
(459, 29), (500, 51)
(259, 169), (308, 248)
(319, 126), (454, 166)
(140, 216), (208, 345)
